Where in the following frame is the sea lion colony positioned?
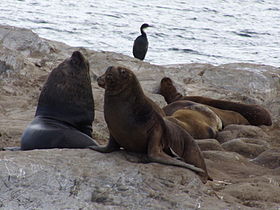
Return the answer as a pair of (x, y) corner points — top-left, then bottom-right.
(8, 50), (272, 183)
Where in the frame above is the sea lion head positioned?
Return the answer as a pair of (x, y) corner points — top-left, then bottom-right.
(35, 51), (94, 131)
(159, 77), (182, 103)
(98, 66), (141, 96)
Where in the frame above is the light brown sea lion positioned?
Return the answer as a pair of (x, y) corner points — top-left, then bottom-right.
(89, 66), (211, 183)
(163, 100), (249, 128)
(165, 103), (222, 139)
(20, 51), (98, 150)
(159, 77), (272, 126)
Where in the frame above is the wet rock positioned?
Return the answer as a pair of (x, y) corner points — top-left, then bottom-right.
(221, 138), (270, 158)
(251, 149), (280, 169)
(216, 124), (269, 143)
(196, 139), (224, 151)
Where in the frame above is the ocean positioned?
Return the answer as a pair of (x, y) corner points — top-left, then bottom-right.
(0, 0), (279, 66)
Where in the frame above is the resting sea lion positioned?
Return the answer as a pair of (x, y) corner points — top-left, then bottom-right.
(163, 100), (249, 128)
(89, 66), (211, 183)
(20, 51), (98, 150)
(165, 103), (222, 139)
(159, 77), (272, 126)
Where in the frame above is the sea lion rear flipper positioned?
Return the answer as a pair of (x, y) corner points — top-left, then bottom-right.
(147, 123), (205, 174)
(89, 135), (120, 153)
(148, 150), (205, 173)
(169, 147), (184, 161)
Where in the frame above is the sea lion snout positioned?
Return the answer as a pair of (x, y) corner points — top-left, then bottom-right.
(160, 77), (173, 93)
(161, 77), (173, 85)
(97, 74), (105, 88)
(70, 51), (89, 70)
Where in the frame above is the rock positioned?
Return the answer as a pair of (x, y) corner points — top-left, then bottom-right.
(0, 45), (25, 74)
(251, 149), (280, 169)
(216, 124), (269, 143)
(0, 25), (53, 57)
(221, 138), (270, 158)
(221, 181), (280, 209)
(0, 149), (222, 209)
(196, 139), (224, 151)
(0, 25), (280, 209)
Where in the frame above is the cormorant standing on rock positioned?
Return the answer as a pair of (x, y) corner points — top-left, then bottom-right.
(133, 23), (150, 60)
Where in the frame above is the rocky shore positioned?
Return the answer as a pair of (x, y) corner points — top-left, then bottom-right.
(0, 25), (280, 209)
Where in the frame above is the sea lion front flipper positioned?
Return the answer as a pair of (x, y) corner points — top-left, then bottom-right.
(147, 123), (205, 174)
(89, 134), (120, 153)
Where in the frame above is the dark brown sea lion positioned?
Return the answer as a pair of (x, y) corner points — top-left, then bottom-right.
(89, 66), (211, 183)
(159, 77), (272, 126)
(163, 100), (249, 128)
(165, 103), (222, 139)
(20, 51), (98, 150)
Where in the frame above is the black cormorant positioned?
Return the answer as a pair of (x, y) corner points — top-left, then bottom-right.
(133, 23), (150, 60)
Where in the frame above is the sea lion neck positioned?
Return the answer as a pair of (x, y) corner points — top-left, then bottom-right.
(162, 88), (183, 104)
(159, 78), (183, 104)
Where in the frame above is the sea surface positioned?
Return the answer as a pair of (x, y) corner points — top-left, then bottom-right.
(0, 0), (279, 66)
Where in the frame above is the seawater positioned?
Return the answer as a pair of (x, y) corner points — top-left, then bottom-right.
(0, 0), (279, 66)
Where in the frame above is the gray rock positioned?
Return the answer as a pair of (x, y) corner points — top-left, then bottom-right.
(251, 149), (280, 169)
(0, 45), (25, 74)
(221, 181), (280, 209)
(221, 138), (270, 158)
(216, 124), (269, 143)
(0, 149), (212, 210)
(0, 25), (53, 57)
(196, 139), (224, 151)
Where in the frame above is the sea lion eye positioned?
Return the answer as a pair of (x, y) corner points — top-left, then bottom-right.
(120, 69), (128, 78)
(106, 74), (113, 80)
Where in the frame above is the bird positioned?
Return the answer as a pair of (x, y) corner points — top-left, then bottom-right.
(133, 23), (150, 60)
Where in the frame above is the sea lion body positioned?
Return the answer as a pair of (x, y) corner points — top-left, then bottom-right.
(90, 66), (210, 183)
(104, 97), (151, 152)
(163, 100), (249, 129)
(165, 103), (222, 139)
(21, 117), (96, 150)
(20, 51), (97, 150)
(159, 77), (272, 126)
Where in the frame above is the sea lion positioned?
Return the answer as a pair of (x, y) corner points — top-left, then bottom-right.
(20, 51), (98, 150)
(165, 103), (222, 139)
(163, 100), (249, 128)
(89, 66), (211, 183)
(159, 77), (272, 126)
